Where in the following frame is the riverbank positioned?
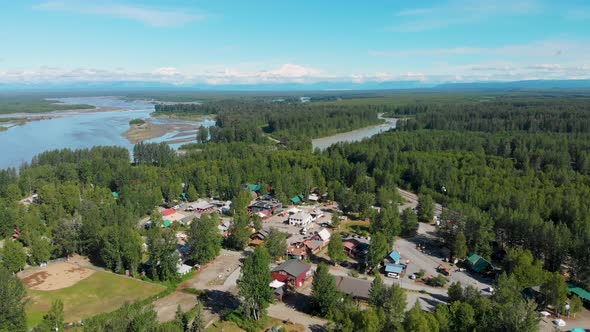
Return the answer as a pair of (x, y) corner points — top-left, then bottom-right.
(123, 118), (200, 144)
(311, 115), (397, 150)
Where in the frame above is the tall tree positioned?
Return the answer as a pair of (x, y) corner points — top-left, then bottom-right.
(453, 232), (468, 259)
(369, 273), (387, 307)
(0, 268), (27, 332)
(29, 235), (52, 266)
(404, 301), (440, 332)
(331, 212), (341, 229)
(42, 299), (64, 332)
(368, 232), (389, 269)
(541, 272), (568, 314)
(188, 214), (222, 265)
(190, 301), (205, 332)
(312, 263), (340, 317)
(417, 194), (434, 223)
(238, 245), (273, 321)
(400, 208), (419, 237)
(383, 284), (407, 330)
(1, 239), (27, 273)
(327, 232), (346, 265)
(265, 228), (288, 260)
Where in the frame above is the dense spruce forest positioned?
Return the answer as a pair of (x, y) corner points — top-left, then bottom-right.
(155, 99), (384, 148)
(2, 91), (590, 331)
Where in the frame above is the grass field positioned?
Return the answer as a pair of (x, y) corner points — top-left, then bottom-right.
(0, 95), (94, 114)
(26, 270), (166, 328)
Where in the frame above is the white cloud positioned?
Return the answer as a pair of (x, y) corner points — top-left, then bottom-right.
(33, 1), (204, 27)
(389, 0), (540, 32)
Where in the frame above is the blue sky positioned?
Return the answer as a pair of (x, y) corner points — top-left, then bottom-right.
(1, 0), (589, 85)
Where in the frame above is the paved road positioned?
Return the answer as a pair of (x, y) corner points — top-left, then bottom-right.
(397, 188), (443, 217)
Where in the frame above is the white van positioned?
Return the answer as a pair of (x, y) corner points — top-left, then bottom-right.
(300, 228), (308, 235)
(386, 272), (400, 279)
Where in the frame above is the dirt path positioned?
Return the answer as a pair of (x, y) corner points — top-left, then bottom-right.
(268, 303), (327, 332)
(152, 250), (243, 323)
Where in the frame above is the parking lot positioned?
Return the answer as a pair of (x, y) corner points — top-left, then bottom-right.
(261, 204), (334, 244)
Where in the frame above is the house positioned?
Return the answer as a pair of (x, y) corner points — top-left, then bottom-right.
(466, 254), (493, 273)
(290, 194), (305, 204)
(289, 211), (313, 226)
(192, 201), (214, 213)
(269, 280), (285, 301)
(271, 259), (312, 287)
(333, 275), (371, 301)
(304, 239), (326, 254)
(177, 263), (192, 275)
(248, 200), (283, 215)
(287, 242), (310, 260)
(388, 250), (402, 264)
(249, 230), (270, 247)
(342, 236), (370, 259)
(162, 208), (175, 217)
(313, 228), (331, 243)
(308, 193), (320, 202)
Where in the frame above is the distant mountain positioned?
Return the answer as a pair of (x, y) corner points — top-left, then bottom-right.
(434, 80), (590, 90)
(1, 79), (590, 92)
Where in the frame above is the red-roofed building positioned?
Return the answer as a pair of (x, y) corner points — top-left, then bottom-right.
(162, 208), (175, 216)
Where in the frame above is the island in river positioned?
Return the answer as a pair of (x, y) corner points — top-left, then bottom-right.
(123, 118), (205, 144)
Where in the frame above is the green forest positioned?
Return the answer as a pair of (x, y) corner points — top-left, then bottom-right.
(1, 91), (590, 331)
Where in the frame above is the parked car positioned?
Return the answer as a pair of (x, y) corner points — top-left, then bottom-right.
(386, 272), (400, 279)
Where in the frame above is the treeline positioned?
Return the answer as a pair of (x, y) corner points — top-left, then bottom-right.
(153, 103), (215, 115)
(395, 99), (590, 133)
(156, 99), (384, 146)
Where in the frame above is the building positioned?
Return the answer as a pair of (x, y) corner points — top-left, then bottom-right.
(310, 209), (324, 221)
(342, 236), (370, 259)
(287, 242), (310, 260)
(192, 201), (214, 213)
(388, 250), (401, 264)
(333, 275), (371, 301)
(290, 194), (305, 204)
(271, 259), (312, 287)
(384, 263), (405, 277)
(269, 279), (286, 301)
(162, 208), (175, 217)
(466, 254), (494, 274)
(289, 211), (313, 226)
(313, 228), (331, 243)
(248, 200), (283, 215)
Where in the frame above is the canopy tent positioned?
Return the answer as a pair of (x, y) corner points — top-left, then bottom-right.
(269, 280), (286, 288)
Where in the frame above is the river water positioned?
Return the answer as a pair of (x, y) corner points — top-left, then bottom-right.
(311, 116), (397, 150)
(0, 97), (214, 169)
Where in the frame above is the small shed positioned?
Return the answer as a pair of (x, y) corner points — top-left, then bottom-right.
(384, 263), (405, 275)
(466, 254), (492, 273)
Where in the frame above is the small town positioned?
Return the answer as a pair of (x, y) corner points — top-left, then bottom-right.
(2, 2), (590, 331)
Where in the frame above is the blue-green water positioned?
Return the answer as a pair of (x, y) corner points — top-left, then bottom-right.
(0, 97), (214, 169)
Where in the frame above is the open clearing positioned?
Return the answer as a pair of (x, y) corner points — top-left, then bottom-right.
(22, 263), (165, 328)
(21, 262), (95, 290)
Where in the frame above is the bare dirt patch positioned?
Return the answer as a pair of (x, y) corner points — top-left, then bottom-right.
(21, 263), (95, 291)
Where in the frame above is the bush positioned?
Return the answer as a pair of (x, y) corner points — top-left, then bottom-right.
(427, 274), (449, 287)
(129, 118), (146, 125)
(416, 269), (426, 278)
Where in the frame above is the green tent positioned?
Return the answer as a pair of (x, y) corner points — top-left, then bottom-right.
(247, 184), (262, 192)
(163, 219), (172, 228)
(466, 254), (491, 273)
(112, 192), (119, 198)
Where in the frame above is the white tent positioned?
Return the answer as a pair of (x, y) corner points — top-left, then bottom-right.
(269, 280), (285, 289)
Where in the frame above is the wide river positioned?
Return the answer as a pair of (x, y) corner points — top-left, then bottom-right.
(0, 97), (214, 169)
(311, 115), (397, 150)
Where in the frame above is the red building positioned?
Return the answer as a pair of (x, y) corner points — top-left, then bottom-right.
(271, 259), (312, 287)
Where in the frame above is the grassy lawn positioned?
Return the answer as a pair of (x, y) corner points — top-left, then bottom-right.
(26, 271), (166, 328)
(339, 219), (371, 236)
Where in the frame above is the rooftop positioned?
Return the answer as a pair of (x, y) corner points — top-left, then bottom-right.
(272, 259), (310, 277)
